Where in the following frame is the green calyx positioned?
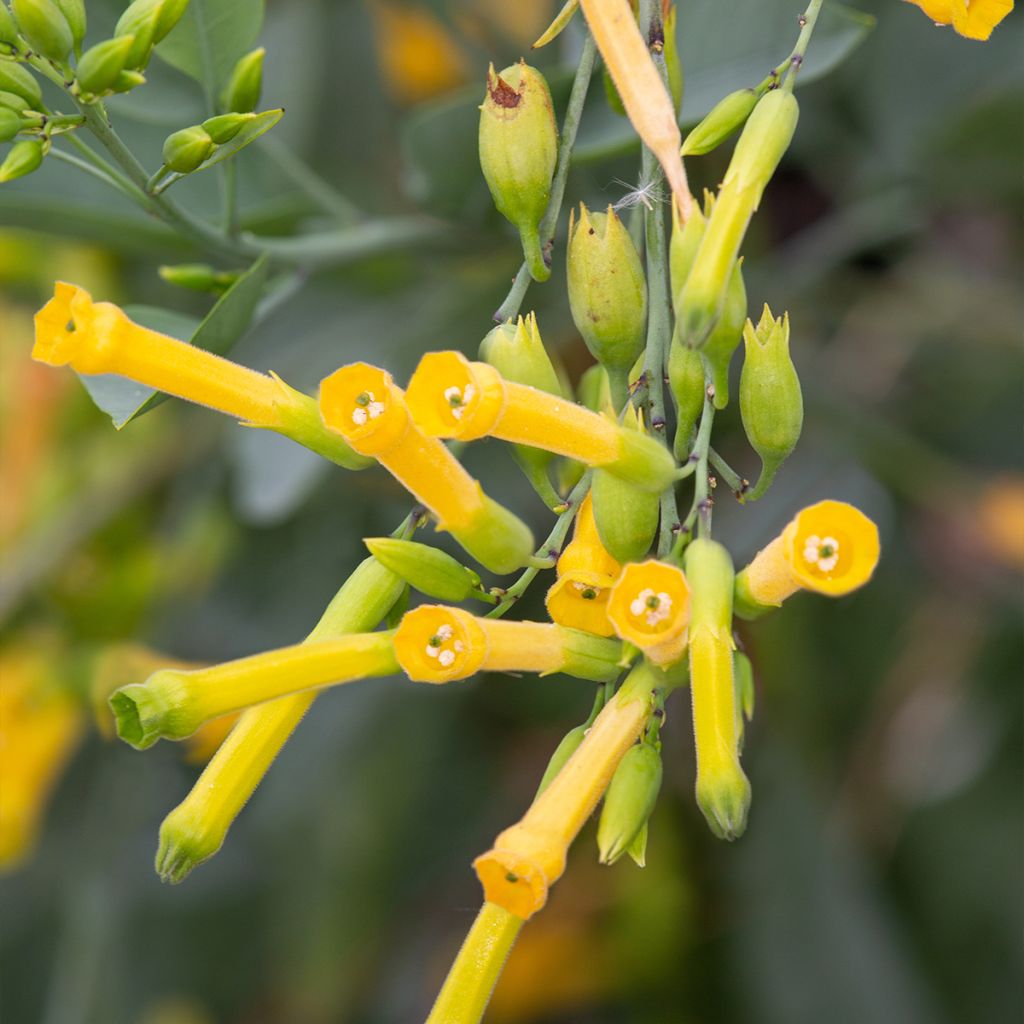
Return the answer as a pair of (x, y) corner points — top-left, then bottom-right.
(110, 671), (191, 749)
(684, 537), (735, 633)
(597, 740), (662, 865)
(556, 628), (624, 684)
(162, 124), (214, 173)
(668, 335), (705, 460)
(738, 305), (802, 501)
(479, 61), (557, 283)
(681, 88), (758, 157)
(702, 258), (747, 410)
(0, 136), (42, 182)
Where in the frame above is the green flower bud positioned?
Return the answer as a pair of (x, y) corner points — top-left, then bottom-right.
(667, 334), (705, 460)
(681, 88), (758, 156)
(114, 0), (159, 68)
(162, 124), (213, 172)
(220, 46), (263, 113)
(534, 723), (587, 798)
(669, 190), (705, 312)
(625, 820), (648, 867)
(0, 63), (40, 112)
(158, 262), (238, 293)
(111, 68), (145, 92)
(602, 64), (626, 117)
(11, 0), (72, 62)
(201, 111), (255, 144)
(75, 35), (136, 94)
(702, 257), (746, 410)
(733, 650), (754, 750)
(363, 537), (483, 603)
(0, 135), (41, 181)
(567, 202), (647, 397)
(577, 363), (611, 415)
(598, 739), (662, 864)
(0, 104), (19, 140)
(739, 305), (802, 501)
(479, 61), (557, 283)
(479, 311), (562, 397)
(53, 0), (84, 52)
(0, 89), (31, 112)
(723, 87), (799, 202)
(152, 0), (188, 41)
(664, 4), (683, 116)
(592, 407), (659, 563)
(0, 5), (21, 46)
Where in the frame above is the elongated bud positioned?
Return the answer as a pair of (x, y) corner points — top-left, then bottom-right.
(0, 5), (20, 45)
(113, 0), (158, 68)
(626, 820), (648, 866)
(0, 89), (31, 112)
(734, 500), (880, 617)
(669, 193), (705, 312)
(534, 723), (587, 797)
(591, 408), (659, 563)
(75, 35), (136, 94)
(0, 105), (20, 140)
(201, 111), (256, 144)
(668, 338), (705, 460)
(681, 88), (758, 156)
(11, 0), (72, 61)
(364, 537), (482, 603)
(0, 60), (40, 107)
(112, 69), (145, 93)
(162, 125), (213, 173)
(664, 5), (683, 116)
(567, 203), (647, 397)
(577, 363), (611, 415)
(684, 538), (750, 840)
(221, 46), (263, 113)
(152, 0), (188, 40)
(53, 0), (84, 52)
(733, 650), (754, 749)
(479, 61), (557, 283)
(678, 91), (799, 347)
(702, 258), (746, 409)
(598, 739), (662, 864)
(739, 305), (802, 501)
(0, 136), (42, 182)
(158, 262), (239, 293)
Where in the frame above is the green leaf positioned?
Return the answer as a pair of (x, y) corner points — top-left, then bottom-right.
(575, 0), (875, 161)
(78, 254), (269, 428)
(155, 0), (265, 95)
(193, 107), (282, 171)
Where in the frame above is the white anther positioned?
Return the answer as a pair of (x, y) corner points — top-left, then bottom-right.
(351, 407), (368, 425)
(425, 645), (439, 658)
(437, 624), (453, 641)
(438, 649), (455, 667)
(454, 640), (464, 652)
(803, 534), (840, 573)
(368, 401), (385, 419)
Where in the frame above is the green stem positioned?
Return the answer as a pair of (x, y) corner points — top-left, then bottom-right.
(493, 33), (597, 322)
(683, 388), (715, 541)
(784, 0), (826, 90)
(49, 147), (130, 193)
(638, 0), (678, 557)
(709, 446), (748, 498)
(487, 473), (591, 619)
(426, 902), (524, 1024)
(64, 130), (147, 203)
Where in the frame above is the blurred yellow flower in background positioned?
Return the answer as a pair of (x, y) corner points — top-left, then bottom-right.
(903, 0), (1013, 40)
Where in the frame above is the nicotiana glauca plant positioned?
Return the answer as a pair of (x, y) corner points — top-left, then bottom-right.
(7, 0), (1015, 1019)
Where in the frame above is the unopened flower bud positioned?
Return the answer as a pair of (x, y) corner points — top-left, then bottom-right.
(479, 61), (557, 283)
(739, 305), (802, 501)
(363, 537), (483, 603)
(221, 46), (264, 113)
(723, 87), (799, 200)
(0, 90), (31, 113)
(162, 124), (213, 173)
(577, 363), (611, 415)
(591, 407), (659, 563)
(0, 136), (42, 182)
(597, 739), (662, 864)
(113, 0), (156, 67)
(158, 262), (239, 293)
(626, 820), (648, 867)
(669, 194), (705, 312)
(663, 5), (683, 116)
(75, 35), (136, 94)
(0, 105), (20, 140)
(0, 5), (20, 46)
(11, 0), (72, 61)
(111, 68), (145, 92)
(567, 203), (647, 401)
(201, 111), (256, 144)
(151, 0), (188, 41)
(668, 337), (705, 459)
(534, 723), (587, 797)
(0, 60), (40, 108)
(479, 311), (561, 397)
(702, 258), (746, 409)
(681, 88), (758, 156)
(733, 650), (754, 749)
(54, 0), (84, 52)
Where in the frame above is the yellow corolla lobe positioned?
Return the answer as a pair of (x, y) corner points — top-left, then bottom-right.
(606, 560), (691, 666)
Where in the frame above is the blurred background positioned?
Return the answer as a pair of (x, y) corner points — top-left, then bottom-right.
(1, 1), (1021, 1021)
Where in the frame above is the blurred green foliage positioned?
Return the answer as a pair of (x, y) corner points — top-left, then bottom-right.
(1, 1), (1021, 1022)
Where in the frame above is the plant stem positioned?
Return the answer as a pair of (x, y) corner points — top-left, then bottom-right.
(784, 0), (826, 90)
(49, 147), (131, 193)
(487, 473), (591, 619)
(63, 130), (148, 204)
(494, 33), (597, 323)
(683, 389), (715, 540)
(426, 902), (523, 1024)
(709, 446), (748, 498)
(638, 0), (679, 556)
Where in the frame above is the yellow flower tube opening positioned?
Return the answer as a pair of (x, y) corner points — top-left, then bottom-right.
(32, 282), (369, 469)
(109, 632), (399, 750)
(606, 560), (691, 667)
(319, 362), (534, 573)
(545, 494), (621, 636)
(404, 351), (676, 493)
(473, 661), (665, 919)
(735, 499), (880, 616)
(393, 605), (623, 684)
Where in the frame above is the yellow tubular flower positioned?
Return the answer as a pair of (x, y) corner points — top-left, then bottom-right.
(404, 351), (676, 493)
(473, 662), (664, 919)
(734, 500), (880, 617)
(319, 362), (534, 574)
(545, 494), (621, 637)
(393, 605), (623, 684)
(606, 560), (691, 667)
(32, 283), (369, 469)
(109, 632), (399, 750)
(904, 0), (1013, 40)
